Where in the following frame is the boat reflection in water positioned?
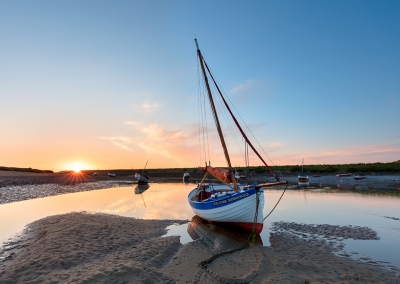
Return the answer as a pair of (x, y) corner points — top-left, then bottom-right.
(134, 184), (150, 207)
(134, 184), (150, 194)
(187, 215), (262, 249)
(298, 181), (309, 188)
(354, 185), (369, 190)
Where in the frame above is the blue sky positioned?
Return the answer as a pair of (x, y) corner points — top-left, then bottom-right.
(1, 0), (399, 171)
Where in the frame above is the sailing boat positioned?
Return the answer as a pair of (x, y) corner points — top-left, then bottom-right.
(297, 158), (309, 182)
(135, 161), (150, 184)
(188, 39), (287, 234)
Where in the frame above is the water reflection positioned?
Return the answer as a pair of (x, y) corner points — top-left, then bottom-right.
(134, 184), (150, 194)
(297, 181), (309, 188)
(1, 183), (399, 268)
(187, 215), (262, 248)
(134, 184), (150, 207)
(355, 185), (369, 190)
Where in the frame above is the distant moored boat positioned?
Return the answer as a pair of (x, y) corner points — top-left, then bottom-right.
(354, 173), (367, 179)
(183, 173), (190, 183)
(298, 159), (309, 182)
(336, 173), (353, 177)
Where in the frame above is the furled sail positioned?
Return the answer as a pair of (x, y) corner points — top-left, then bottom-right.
(198, 166), (232, 184)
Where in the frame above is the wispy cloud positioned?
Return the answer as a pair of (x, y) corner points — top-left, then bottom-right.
(99, 136), (135, 151)
(138, 101), (160, 113)
(269, 141), (285, 148)
(272, 142), (400, 165)
(102, 122), (201, 165)
(231, 80), (258, 94)
(229, 79), (268, 103)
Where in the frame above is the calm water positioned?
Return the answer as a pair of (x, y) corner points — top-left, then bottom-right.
(0, 182), (399, 269)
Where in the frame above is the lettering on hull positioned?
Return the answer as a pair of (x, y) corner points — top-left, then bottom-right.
(213, 192), (250, 206)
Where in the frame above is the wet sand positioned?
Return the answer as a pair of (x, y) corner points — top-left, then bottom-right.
(1, 171), (400, 282)
(0, 171), (136, 204)
(0, 212), (399, 283)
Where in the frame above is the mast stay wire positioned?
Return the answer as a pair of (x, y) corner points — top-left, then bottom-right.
(204, 67), (248, 166)
(209, 75), (285, 179)
(212, 83), (246, 165)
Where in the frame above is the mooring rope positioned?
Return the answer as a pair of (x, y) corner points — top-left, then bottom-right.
(200, 183), (288, 268)
(200, 188), (260, 268)
(262, 183), (288, 222)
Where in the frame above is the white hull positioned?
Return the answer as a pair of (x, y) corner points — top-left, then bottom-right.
(298, 173), (308, 182)
(188, 184), (264, 233)
(135, 173), (149, 184)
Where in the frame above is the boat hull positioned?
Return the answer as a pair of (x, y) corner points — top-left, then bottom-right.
(188, 184), (264, 234)
(354, 174), (367, 179)
(297, 173), (309, 182)
(135, 173), (149, 184)
(336, 173), (353, 177)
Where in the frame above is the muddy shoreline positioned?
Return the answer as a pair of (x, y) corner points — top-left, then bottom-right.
(1, 170), (399, 205)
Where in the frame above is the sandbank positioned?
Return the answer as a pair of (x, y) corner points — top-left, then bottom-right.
(0, 212), (399, 283)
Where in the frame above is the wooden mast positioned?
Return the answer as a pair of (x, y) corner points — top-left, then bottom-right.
(195, 39), (238, 191)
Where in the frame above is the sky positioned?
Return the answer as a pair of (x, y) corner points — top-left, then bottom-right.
(1, 0), (399, 172)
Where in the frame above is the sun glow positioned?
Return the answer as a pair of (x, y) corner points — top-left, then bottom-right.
(73, 164), (82, 173)
(64, 162), (91, 173)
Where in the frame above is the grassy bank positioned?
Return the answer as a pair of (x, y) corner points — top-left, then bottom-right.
(84, 161), (400, 177)
(0, 166), (53, 174)
(3, 161), (399, 177)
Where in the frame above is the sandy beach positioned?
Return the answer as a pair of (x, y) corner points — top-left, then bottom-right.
(0, 212), (398, 283)
(1, 171), (400, 283)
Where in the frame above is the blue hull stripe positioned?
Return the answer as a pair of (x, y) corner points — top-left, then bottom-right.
(188, 187), (257, 210)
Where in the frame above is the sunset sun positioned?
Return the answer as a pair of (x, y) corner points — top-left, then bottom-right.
(65, 162), (92, 174)
(73, 164), (82, 173)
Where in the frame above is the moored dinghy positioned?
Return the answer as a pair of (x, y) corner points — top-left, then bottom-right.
(354, 173), (367, 179)
(183, 173), (190, 183)
(135, 161), (149, 184)
(298, 158), (309, 182)
(188, 39), (287, 235)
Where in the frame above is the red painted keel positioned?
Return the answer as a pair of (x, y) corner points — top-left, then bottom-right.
(229, 222), (264, 234)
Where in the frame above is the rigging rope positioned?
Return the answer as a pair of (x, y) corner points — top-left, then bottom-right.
(200, 183), (288, 268)
(200, 186), (260, 268)
(202, 57), (276, 179)
(262, 183), (288, 222)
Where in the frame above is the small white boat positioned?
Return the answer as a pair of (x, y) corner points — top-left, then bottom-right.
(298, 173), (309, 182)
(135, 173), (149, 184)
(135, 161), (149, 184)
(336, 173), (353, 177)
(298, 159), (309, 182)
(354, 173), (367, 179)
(107, 173), (116, 177)
(189, 182), (279, 234)
(234, 172), (241, 181)
(183, 173), (190, 182)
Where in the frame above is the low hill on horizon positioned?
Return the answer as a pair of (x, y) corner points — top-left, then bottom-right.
(2, 161), (399, 175)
